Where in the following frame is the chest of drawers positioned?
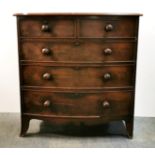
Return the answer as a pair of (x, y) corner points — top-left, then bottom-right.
(14, 13), (142, 138)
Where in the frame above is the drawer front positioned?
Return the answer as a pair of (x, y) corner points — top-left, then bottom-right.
(21, 65), (134, 87)
(79, 17), (137, 37)
(20, 41), (135, 62)
(22, 90), (133, 116)
(19, 17), (75, 37)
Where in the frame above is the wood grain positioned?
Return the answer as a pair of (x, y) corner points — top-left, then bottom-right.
(21, 65), (135, 87)
(15, 13), (141, 137)
(20, 40), (136, 62)
(22, 90), (134, 116)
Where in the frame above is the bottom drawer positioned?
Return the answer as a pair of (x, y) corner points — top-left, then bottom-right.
(21, 90), (134, 116)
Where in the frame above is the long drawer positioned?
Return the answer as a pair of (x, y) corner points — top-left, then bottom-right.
(20, 41), (136, 62)
(21, 65), (135, 88)
(22, 90), (134, 116)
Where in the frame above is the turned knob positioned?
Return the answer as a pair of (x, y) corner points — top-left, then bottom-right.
(105, 24), (113, 32)
(102, 101), (110, 108)
(43, 100), (51, 107)
(104, 48), (112, 55)
(42, 48), (51, 55)
(103, 73), (111, 80)
(41, 24), (50, 32)
(42, 73), (51, 80)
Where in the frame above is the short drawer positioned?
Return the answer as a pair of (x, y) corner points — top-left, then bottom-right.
(21, 65), (135, 88)
(79, 17), (137, 37)
(20, 41), (136, 62)
(19, 17), (75, 37)
(22, 90), (134, 116)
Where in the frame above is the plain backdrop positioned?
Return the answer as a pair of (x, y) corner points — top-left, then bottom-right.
(0, 0), (154, 117)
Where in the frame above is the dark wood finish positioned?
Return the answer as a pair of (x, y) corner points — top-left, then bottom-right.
(20, 40), (136, 62)
(15, 13), (141, 138)
(124, 117), (134, 138)
(20, 115), (31, 137)
(79, 17), (137, 37)
(19, 17), (75, 38)
(21, 65), (134, 87)
(21, 90), (134, 116)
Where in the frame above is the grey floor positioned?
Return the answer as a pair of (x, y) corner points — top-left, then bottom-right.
(0, 113), (155, 148)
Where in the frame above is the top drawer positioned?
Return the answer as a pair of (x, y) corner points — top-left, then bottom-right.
(19, 17), (75, 38)
(79, 16), (137, 38)
(18, 16), (138, 38)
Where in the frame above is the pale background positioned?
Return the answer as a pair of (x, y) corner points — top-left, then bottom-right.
(0, 0), (154, 117)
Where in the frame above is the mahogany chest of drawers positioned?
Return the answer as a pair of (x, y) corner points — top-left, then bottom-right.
(14, 13), (142, 138)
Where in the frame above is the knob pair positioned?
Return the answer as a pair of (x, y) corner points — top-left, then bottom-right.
(41, 23), (113, 32)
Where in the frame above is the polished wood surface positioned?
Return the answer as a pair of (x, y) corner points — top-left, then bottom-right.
(22, 90), (133, 116)
(20, 17), (75, 37)
(79, 17), (137, 37)
(15, 13), (141, 138)
(19, 16), (137, 38)
(20, 40), (136, 62)
(21, 65), (134, 87)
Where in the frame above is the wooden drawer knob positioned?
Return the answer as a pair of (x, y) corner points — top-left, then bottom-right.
(43, 100), (51, 107)
(42, 48), (51, 55)
(105, 24), (113, 31)
(104, 73), (111, 80)
(102, 101), (110, 108)
(41, 24), (50, 32)
(42, 73), (51, 80)
(104, 48), (112, 55)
